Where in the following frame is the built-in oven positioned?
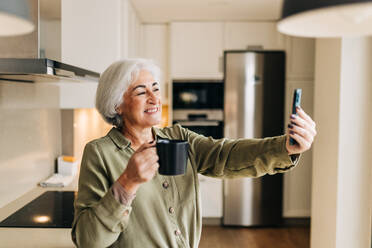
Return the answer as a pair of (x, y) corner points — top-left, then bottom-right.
(172, 80), (224, 139)
(173, 110), (224, 139)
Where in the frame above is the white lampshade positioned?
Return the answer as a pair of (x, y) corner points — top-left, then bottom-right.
(0, 0), (35, 36)
(277, 0), (372, 37)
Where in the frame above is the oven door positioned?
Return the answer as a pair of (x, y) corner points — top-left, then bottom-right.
(174, 121), (223, 139)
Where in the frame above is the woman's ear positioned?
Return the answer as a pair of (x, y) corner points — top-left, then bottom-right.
(115, 106), (122, 115)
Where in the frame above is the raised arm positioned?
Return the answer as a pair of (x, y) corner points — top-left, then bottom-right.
(186, 128), (299, 178)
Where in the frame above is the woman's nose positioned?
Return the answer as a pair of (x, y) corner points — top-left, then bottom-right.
(147, 91), (160, 104)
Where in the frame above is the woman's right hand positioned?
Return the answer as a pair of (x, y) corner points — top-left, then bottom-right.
(117, 141), (159, 194)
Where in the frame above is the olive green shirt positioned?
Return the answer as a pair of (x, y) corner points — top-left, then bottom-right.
(71, 124), (299, 248)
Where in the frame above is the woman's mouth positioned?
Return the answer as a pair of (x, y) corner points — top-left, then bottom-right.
(144, 106), (160, 113)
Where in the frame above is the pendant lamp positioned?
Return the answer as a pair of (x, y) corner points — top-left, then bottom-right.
(0, 0), (35, 36)
(277, 0), (372, 37)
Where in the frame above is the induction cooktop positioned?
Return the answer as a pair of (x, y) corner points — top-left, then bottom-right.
(0, 191), (76, 228)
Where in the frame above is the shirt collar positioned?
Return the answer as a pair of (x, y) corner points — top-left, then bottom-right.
(108, 126), (168, 150)
(107, 127), (131, 149)
(152, 126), (168, 140)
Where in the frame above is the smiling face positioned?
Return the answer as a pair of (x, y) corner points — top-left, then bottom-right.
(117, 69), (162, 129)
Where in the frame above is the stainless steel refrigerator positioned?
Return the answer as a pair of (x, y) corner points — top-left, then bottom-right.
(223, 50), (285, 226)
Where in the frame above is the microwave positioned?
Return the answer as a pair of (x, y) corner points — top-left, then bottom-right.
(172, 80), (224, 110)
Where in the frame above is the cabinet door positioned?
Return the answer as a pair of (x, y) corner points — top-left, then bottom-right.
(224, 22), (285, 50)
(170, 22), (224, 79)
(198, 175), (223, 218)
(61, 0), (122, 73)
(141, 24), (169, 102)
(127, 1), (142, 58)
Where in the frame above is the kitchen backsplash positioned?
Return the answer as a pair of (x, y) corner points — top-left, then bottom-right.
(0, 82), (111, 208)
(0, 83), (62, 208)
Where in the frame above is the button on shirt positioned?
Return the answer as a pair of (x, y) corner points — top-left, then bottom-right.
(169, 207), (175, 214)
(162, 181), (169, 189)
(71, 124), (300, 248)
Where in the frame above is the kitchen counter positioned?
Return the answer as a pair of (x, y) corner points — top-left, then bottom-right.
(0, 176), (78, 248)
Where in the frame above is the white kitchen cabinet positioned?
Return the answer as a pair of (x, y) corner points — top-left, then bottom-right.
(198, 175), (223, 218)
(62, 0), (142, 74)
(170, 22), (224, 79)
(283, 80), (314, 217)
(126, 1), (142, 58)
(140, 24), (169, 102)
(61, 0), (122, 74)
(57, 82), (98, 109)
(59, 0), (142, 108)
(284, 36), (315, 80)
(223, 22), (315, 80)
(224, 22), (285, 50)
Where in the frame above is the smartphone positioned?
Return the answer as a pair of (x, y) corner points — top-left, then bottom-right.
(290, 89), (302, 145)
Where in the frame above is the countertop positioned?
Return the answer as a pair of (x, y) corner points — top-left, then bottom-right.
(0, 176), (78, 248)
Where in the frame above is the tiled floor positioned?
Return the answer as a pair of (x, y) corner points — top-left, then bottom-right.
(199, 226), (310, 248)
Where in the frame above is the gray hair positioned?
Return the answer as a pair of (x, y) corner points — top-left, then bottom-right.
(95, 58), (161, 128)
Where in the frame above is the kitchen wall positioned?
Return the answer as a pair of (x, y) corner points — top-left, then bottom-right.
(0, 83), (115, 208)
(0, 83), (61, 208)
(311, 37), (372, 248)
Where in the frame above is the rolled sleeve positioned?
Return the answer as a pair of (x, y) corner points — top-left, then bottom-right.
(93, 186), (132, 231)
(111, 180), (136, 206)
(268, 135), (301, 173)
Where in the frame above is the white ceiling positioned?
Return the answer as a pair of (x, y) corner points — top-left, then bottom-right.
(131, 0), (284, 23)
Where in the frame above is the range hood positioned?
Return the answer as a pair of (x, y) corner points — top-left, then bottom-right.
(0, 0), (100, 83)
(0, 58), (100, 83)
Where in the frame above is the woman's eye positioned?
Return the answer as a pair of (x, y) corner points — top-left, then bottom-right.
(153, 88), (160, 92)
(136, 92), (145, 96)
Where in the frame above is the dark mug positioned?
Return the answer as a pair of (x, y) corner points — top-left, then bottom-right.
(156, 137), (189, 176)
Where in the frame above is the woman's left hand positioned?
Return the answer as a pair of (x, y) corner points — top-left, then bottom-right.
(286, 107), (317, 155)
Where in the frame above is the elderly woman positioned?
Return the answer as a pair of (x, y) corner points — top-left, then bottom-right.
(71, 59), (316, 247)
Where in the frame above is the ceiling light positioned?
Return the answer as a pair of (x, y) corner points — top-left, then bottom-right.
(277, 0), (372, 37)
(0, 0), (35, 36)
